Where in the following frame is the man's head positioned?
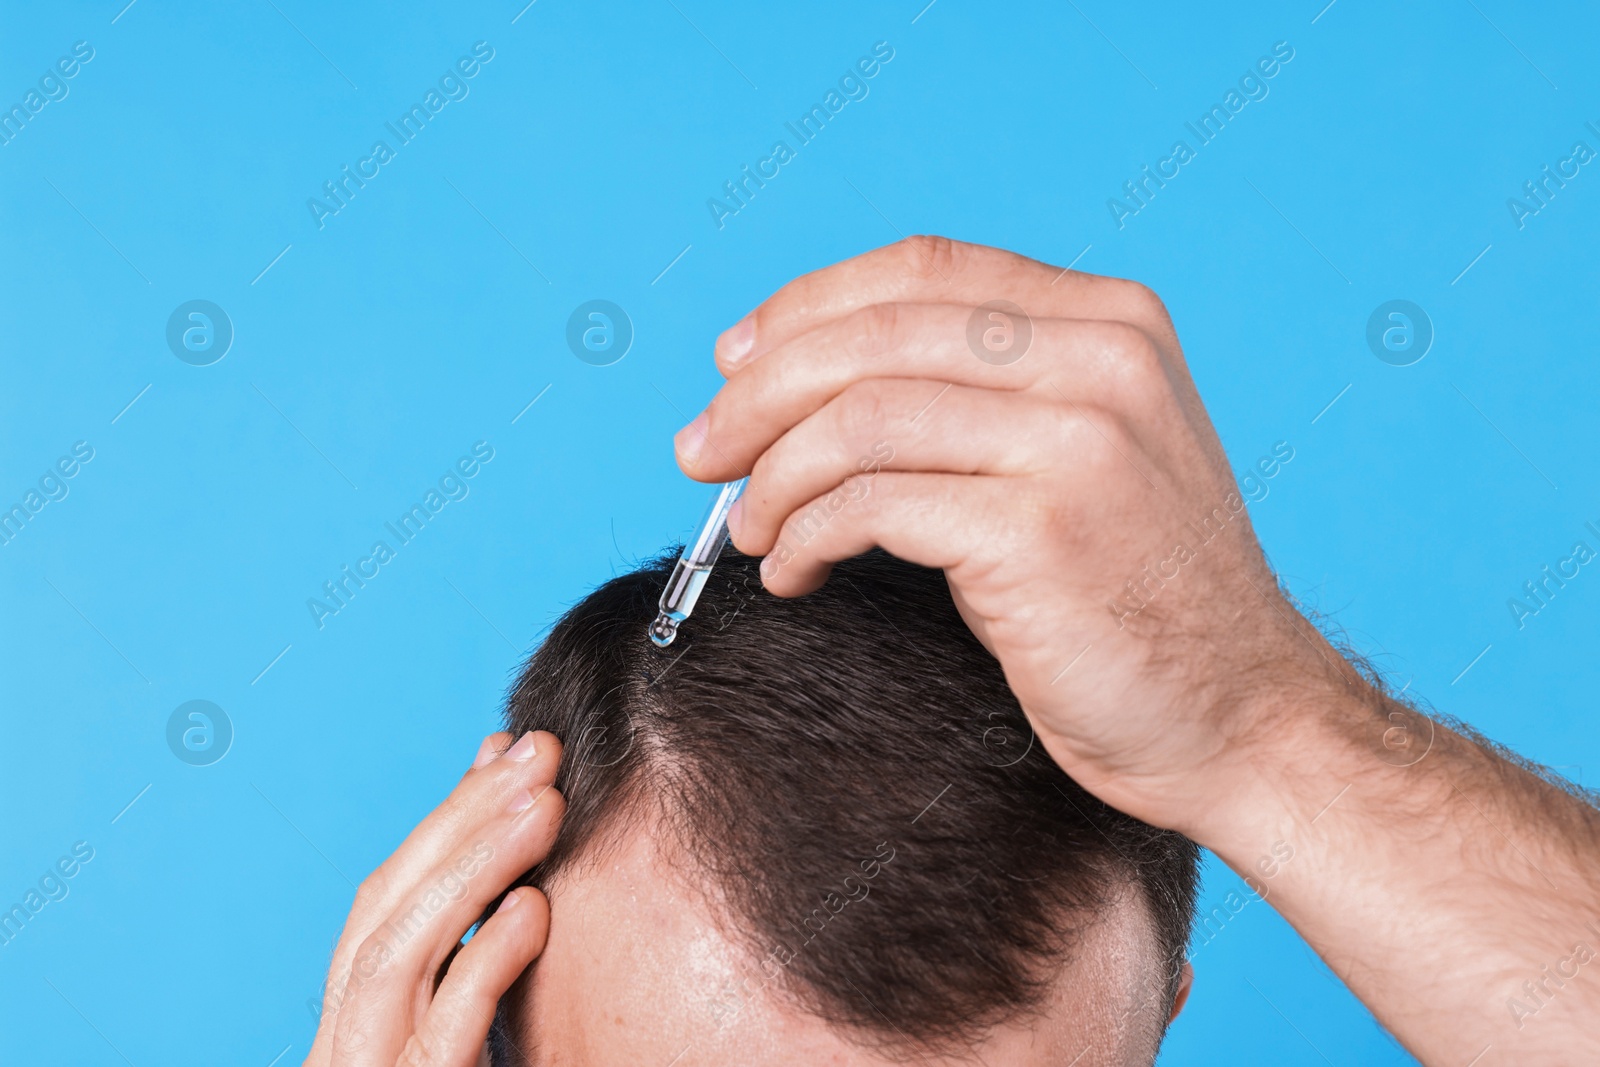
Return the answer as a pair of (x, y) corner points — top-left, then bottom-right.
(492, 549), (1199, 1066)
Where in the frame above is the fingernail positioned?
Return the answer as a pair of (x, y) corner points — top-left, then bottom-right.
(674, 411), (708, 467)
(508, 788), (536, 814)
(496, 890), (523, 914)
(727, 498), (744, 539)
(718, 315), (756, 368)
(471, 735), (499, 770)
(505, 732), (538, 761)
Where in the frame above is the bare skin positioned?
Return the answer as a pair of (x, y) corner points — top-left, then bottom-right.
(307, 238), (1600, 1065)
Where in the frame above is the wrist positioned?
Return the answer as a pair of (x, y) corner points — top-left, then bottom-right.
(1176, 649), (1398, 860)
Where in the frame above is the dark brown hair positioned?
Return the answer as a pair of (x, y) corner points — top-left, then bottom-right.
(493, 548), (1198, 1056)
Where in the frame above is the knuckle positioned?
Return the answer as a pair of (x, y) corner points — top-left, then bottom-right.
(746, 451), (780, 511)
(342, 932), (397, 993)
(848, 302), (902, 359)
(782, 493), (837, 551)
(352, 872), (388, 913)
(695, 395), (722, 438)
(530, 785), (567, 827)
(896, 234), (961, 283)
(1116, 279), (1174, 331)
(1075, 407), (1140, 477)
(1014, 480), (1065, 537)
(1096, 412), (1141, 463)
(522, 733), (565, 781)
(398, 1033), (441, 1067)
(833, 381), (895, 442)
(746, 304), (773, 347)
(1087, 319), (1151, 358)
(541, 784), (567, 812)
(1095, 322), (1164, 388)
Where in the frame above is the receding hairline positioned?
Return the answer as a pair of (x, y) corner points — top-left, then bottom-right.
(511, 800), (1176, 1064)
(493, 547), (1199, 1061)
(510, 718), (1181, 1061)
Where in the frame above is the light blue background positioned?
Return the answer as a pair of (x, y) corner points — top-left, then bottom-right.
(2, 1), (1596, 1063)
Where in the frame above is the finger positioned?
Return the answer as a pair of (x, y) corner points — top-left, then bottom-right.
(755, 413), (1185, 603)
(683, 310), (1162, 482)
(352, 732), (560, 928)
(320, 734), (561, 1035)
(757, 472), (1009, 598)
(732, 381), (1075, 555)
(471, 731), (513, 770)
(330, 786), (566, 1065)
(401, 887), (551, 1067)
(713, 237), (1174, 375)
(305, 730), (527, 1067)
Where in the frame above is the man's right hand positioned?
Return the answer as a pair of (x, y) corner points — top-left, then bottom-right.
(677, 236), (1331, 839)
(679, 236), (1600, 1065)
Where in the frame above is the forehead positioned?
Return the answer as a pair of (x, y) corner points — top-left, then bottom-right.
(504, 828), (848, 1065)
(498, 829), (1164, 1067)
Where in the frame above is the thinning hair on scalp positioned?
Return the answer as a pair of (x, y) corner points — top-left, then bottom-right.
(493, 548), (1199, 1055)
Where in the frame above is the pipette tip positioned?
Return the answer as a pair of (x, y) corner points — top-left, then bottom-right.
(648, 612), (680, 648)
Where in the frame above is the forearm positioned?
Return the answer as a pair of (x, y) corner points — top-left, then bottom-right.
(1190, 657), (1600, 1064)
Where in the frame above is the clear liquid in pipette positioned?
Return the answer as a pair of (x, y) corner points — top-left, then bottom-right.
(649, 559), (714, 647)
